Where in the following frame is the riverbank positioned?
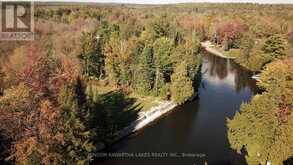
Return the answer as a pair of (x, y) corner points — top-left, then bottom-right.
(98, 51), (258, 165)
(97, 100), (177, 151)
(201, 41), (237, 59)
(112, 101), (177, 141)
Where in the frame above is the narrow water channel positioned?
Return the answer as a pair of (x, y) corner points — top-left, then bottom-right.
(98, 52), (258, 165)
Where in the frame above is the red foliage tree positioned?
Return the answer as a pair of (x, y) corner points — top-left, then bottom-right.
(0, 42), (82, 164)
(216, 21), (248, 45)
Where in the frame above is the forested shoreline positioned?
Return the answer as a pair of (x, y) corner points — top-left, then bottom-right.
(0, 3), (292, 165)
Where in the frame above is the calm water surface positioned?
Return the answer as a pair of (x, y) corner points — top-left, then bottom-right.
(98, 52), (257, 165)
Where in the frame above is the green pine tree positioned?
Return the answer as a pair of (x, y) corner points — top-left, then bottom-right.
(153, 37), (174, 96)
(170, 62), (194, 104)
(262, 34), (286, 59)
(240, 33), (254, 62)
(58, 81), (96, 165)
(133, 45), (154, 95)
(150, 15), (175, 39)
(80, 30), (103, 78)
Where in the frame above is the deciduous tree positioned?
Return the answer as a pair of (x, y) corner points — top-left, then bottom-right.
(228, 59), (293, 165)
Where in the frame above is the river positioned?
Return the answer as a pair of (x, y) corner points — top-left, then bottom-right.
(97, 51), (258, 165)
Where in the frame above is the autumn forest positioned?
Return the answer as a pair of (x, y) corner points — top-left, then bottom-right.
(0, 2), (292, 165)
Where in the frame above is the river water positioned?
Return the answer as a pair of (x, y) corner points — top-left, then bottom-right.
(98, 52), (258, 165)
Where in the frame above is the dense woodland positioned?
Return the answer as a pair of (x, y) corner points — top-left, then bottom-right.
(0, 3), (292, 165)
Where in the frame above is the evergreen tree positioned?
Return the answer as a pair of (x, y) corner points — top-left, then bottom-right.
(174, 31), (184, 46)
(80, 30), (103, 78)
(150, 15), (175, 39)
(153, 37), (174, 96)
(58, 82), (96, 164)
(262, 34), (286, 59)
(104, 32), (122, 85)
(172, 39), (201, 80)
(170, 62), (194, 104)
(246, 49), (271, 72)
(104, 32), (135, 86)
(133, 45), (154, 95)
(240, 33), (254, 62)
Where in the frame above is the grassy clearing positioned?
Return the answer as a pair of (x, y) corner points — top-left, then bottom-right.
(85, 80), (164, 131)
(210, 45), (241, 58)
(128, 92), (162, 112)
(86, 80), (162, 113)
(224, 49), (241, 58)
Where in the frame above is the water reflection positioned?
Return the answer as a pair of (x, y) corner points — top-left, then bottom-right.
(203, 52), (257, 94)
(97, 51), (257, 165)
